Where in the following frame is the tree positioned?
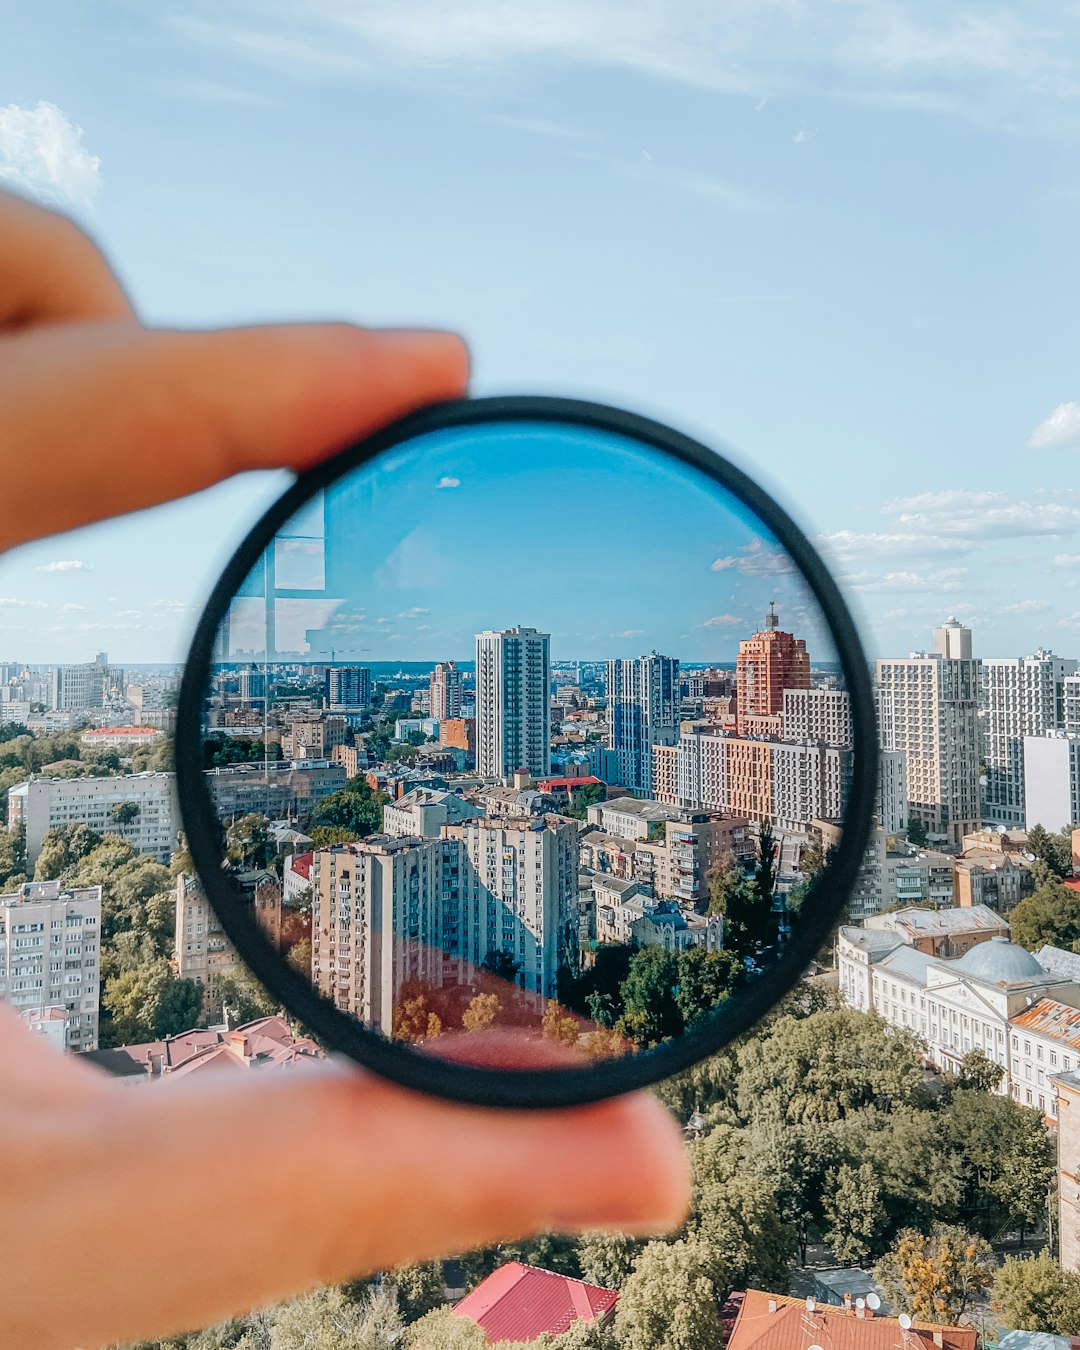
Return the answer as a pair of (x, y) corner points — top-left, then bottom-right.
(562, 782), (607, 820)
(216, 968), (281, 1025)
(405, 1306), (486, 1349)
(109, 801), (140, 827)
(155, 975), (203, 1036)
(462, 992), (500, 1033)
(799, 841), (825, 877)
(1008, 879), (1080, 953)
(736, 1009), (928, 1125)
(480, 948), (522, 983)
(577, 1232), (645, 1289)
(225, 814), (271, 871)
(101, 960), (203, 1045)
(955, 1048), (1005, 1093)
(614, 1240), (724, 1350)
(822, 1162), (888, 1265)
(1027, 824), (1074, 879)
(271, 1284), (404, 1350)
(674, 947), (742, 1032)
(874, 1224), (994, 1324)
(704, 851), (744, 919)
(907, 817), (930, 847)
(542, 999), (582, 1047)
(992, 1252), (1080, 1335)
(309, 825), (360, 848)
(755, 820), (777, 908)
(0, 821), (26, 889)
(618, 946), (683, 1045)
(32, 822), (103, 880)
(308, 777), (388, 837)
(386, 1261), (446, 1322)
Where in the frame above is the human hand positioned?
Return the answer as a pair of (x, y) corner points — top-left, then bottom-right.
(0, 191), (689, 1350)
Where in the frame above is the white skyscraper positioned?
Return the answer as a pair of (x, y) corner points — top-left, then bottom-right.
(606, 654), (679, 796)
(1023, 733), (1080, 832)
(981, 651), (1077, 828)
(876, 620), (980, 848)
(475, 628), (551, 781)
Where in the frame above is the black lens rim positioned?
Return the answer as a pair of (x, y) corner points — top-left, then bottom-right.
(176, 395), (878, 1109)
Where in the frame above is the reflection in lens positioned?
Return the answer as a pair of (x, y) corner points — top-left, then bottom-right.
(194, 421), (852, 1066)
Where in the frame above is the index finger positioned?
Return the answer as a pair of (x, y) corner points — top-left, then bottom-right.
(0, 319), (469, 551)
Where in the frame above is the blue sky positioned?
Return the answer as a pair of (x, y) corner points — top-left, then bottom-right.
(220, 420), (832, 663)
(2, 2), (1080, 664)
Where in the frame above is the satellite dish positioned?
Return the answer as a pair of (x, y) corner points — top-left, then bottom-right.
(899, 1314), (912, 1330)
(806, 1299), (816, 1313)
(809, 1343), (824, 1350)
(867, 1294), (882, 1311)
(856, 1299), (866, 1310)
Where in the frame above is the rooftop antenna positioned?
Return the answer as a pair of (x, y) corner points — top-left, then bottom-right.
(766, 600), (779, 630)
(867, 1295), (881, 1312)
(899, 1315), (912, 1329)
(856, 1299), (866, 1311)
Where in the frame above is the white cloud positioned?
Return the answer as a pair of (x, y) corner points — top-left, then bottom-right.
(37, 559), (93, 573)
(711, 539), (794, 576)
(58, 603), (87, 614)
(398, 607), (430, 618)
(704, 613), (742, 626)
(580, 150), (769, 212)
(882, 489), (1080, 540)
(169, 2), (1080, 131)
(816, 530), (971, 559)
(1029, 402), (1080, 451)
(847, 568), (969, 593)
(1002, 599), (1051, 613)
(1055, 554), (1080, 568)
(436, 476), (461, 490)
(0, 102), (102, 209)
(1059, 613), (1080, 629)
(616, 628), (645, 637)
(487, 113), (598, 143)
(0, 597), (46, 608)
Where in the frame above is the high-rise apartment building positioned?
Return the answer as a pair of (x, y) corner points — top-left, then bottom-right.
(310, 815), (578, 1033)
(735, 606), (809, 734)
(49, 660), (105, 711)
(876, 749), (909, 834)
(327, 665), (371, 709)
(0, 880), (101, 1050)
(430, 661), (463, 722)
(980, 651), (1077, 827)
(237, 664), (265, 706)
(475, 627), (551, 781)
(605, 654), (679, 796)
(876, 620), (980, 848)
(8, 772), (178, 869)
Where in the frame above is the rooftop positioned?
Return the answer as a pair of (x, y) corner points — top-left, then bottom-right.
(1036, 945), (1080, 984)
(728, 1290), (976, 1350)
(451, 1262), (617, 1342)
(594, 796), (681, 822)
(872, 905), (1008, 938)
(1010, 998), (1080, 1049)
(953, 936), (1048, 985)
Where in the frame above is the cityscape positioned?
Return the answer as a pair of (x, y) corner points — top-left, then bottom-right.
(6, 610), (1080, 1344)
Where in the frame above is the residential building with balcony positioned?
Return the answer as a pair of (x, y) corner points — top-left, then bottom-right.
(8, 771), (177, 869)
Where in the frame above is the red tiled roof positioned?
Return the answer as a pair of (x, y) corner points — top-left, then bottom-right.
(729, 1291), (976, 1350)
(289, 851), (314, 880)
(1011, 998), (1080, 1049)
(452, 1262), (618, 1342)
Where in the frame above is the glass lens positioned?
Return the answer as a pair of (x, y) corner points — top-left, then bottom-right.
(190, 419), (852, 1068)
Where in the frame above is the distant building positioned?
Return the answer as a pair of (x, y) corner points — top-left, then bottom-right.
(981, 652), (1076, 828)
(954, 830), (1035, 912)
(382, 786), (484, 839)
(204, 761), (345, 821)
(429, 661), (463, 722)
(281, 717), (347, 760)
(311, 816), (578, 1033)
(586, 796), (681, 842)
(0, 880), (101, 1050)
(8, 771), (177, 868)
(451, 1262), (617, 1343)
(876, 749), (909, 833)
(79, 726), (164, 751)
(440, 716), (476, 767)
(174, 870), (285, 1024)
(876, 619), (980, 848)
(1054, 1070), (1080, 1271)
(864, 904), (1009, 957)
(605, 654), (679, 796)
(326, 665), (371, 709)
(50, 660), (105, 711)
(82, 1016), (323, 1082)
(475, 627), (551, 781)
(736, 606), (809, 734)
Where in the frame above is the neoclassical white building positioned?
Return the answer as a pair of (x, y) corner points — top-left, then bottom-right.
(839, 926), (1080, 1116)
